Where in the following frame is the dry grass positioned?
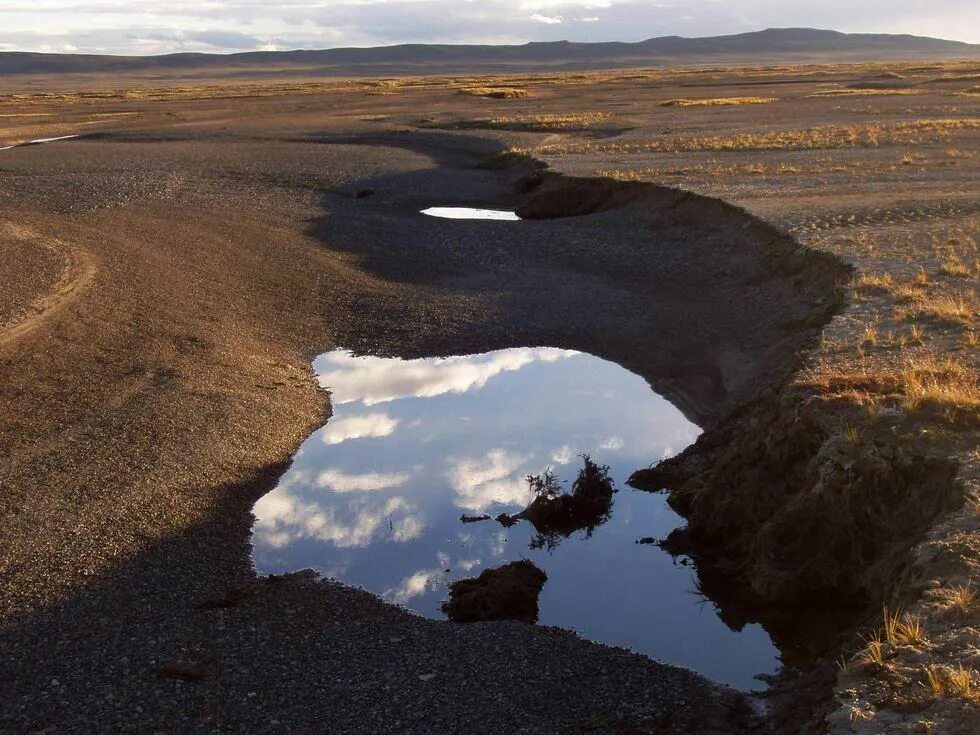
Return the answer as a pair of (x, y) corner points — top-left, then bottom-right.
(861, 325), (879, 347)
(806, 88), (920, 97)
(660, 96), (777, 107)
(809, 356), (977, 424)
(939, 584), (977, 616)
(470, 113), (609, 130)
(893, 284), (927, 304)
(924, 665), (947, 697)
(852, 272), (895, 295)
(457, 87), (529, 99)
(883, 607), (929, 647)
(901, 356), (980, 421)
(938, 255), (975, 277)
(595, 161), (807, 180)
(899, 295), (975, 327)
(521, 119), (980, 155)
(921, 663), (979, 699)
(947, 664), (976, 698)
(856, 631), (886, 667)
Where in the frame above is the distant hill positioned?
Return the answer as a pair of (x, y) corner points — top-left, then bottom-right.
(2, 28), (978, 77)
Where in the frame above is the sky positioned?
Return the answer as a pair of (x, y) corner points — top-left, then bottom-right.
(1, 1), (977, 56)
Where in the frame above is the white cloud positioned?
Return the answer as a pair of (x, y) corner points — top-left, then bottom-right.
(320, 412), (400, 445)
(317, 348), (577, 407)
(448, 448), (532, 511)
(387, 569), (441, 603)
(391, 514), (426, 542)
(551, 444), (574, 464)
(0, 0), (975, 55)
(314, 468), (411, 493)
(600, 435), (624, 450)
(254, 489), (418, 549)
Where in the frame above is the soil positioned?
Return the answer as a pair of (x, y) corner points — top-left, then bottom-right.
(442, 561), (549, 623)
(1, 60), (977, 733)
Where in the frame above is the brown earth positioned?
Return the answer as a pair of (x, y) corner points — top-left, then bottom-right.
(0, 60), (977, 733)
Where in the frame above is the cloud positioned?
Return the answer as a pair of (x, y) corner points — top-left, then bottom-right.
(600, 435), (625, 450)
(551, 445), (574, 464)
(387, 569), (441, 603)
(254, 489), (419, 549)
(448, 448), (532, 511)
(314, 468), (411, 493)
(320, 412), (400, 445)
(7, 0), (975, 55)
(317, 348), (577, 407)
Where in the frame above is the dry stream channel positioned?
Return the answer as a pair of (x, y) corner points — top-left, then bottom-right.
(253, 206), (781, 689)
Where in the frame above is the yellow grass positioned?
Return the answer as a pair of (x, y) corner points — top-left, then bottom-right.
(660, 96), (777, 106)
(901, 356), (980, 418)
(852, 272), (894, 294)
(947, 664), (977, 698)
(520, 119), (980, 155)
(856, 631), (886, 667)
(473, 113), (609, 130)
(939, 584), (977, 616)
(924, 665), (946, 696)
(900, 296), (975, 327)
(457, 87), (529, 99)
(882, 608), (928, 648)
(938, 255), (974, 277)
(807, 88), (920, 97)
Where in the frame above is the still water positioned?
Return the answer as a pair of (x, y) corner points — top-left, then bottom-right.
(252, 348), (778, 688)
(421, 207), (520, 220)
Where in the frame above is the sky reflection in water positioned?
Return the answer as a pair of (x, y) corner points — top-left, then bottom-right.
(252, 347), (778, 688)
(421, 207), (520, 220)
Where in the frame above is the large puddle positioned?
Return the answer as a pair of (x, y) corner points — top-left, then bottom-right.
(252, 348), (778, 688)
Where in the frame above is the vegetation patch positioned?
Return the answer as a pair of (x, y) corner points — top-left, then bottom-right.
(456, 86), (530, 98)
(660, 96), (777, 106)
(806, 88), (920, 97)
(899, 296), (975, 328)
(520, 119), (980, 155)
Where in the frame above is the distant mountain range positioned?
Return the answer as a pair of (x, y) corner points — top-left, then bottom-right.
(3, 29), (978, 77)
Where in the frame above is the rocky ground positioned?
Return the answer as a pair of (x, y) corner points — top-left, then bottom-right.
(1, 61), (977, 732)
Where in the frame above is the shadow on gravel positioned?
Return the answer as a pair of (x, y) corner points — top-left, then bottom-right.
(0, 461), (754, 734)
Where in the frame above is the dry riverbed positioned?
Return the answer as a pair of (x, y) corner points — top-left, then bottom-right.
(1, 61), (977, 733)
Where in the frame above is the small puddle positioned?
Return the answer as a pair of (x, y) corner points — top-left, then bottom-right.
(421, 207), (520, 221)
(252, 348), (778, 688)
(1, 134), (81, 151)
(26, 135), (81, 145)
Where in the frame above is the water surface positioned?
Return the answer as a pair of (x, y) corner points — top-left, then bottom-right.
(252, 348), (778, 688)
(421, 207), (520, 220)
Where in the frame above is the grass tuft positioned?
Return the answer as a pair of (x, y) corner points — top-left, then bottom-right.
(899, 296), (974, 328)
(947, 664), (976, 698)
(924, 665), (946, 697)
(856, 631), (886, 667)
(940, 584), (977, 616)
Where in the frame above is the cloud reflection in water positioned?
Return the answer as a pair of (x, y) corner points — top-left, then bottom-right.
(252, 347), (777, 688)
